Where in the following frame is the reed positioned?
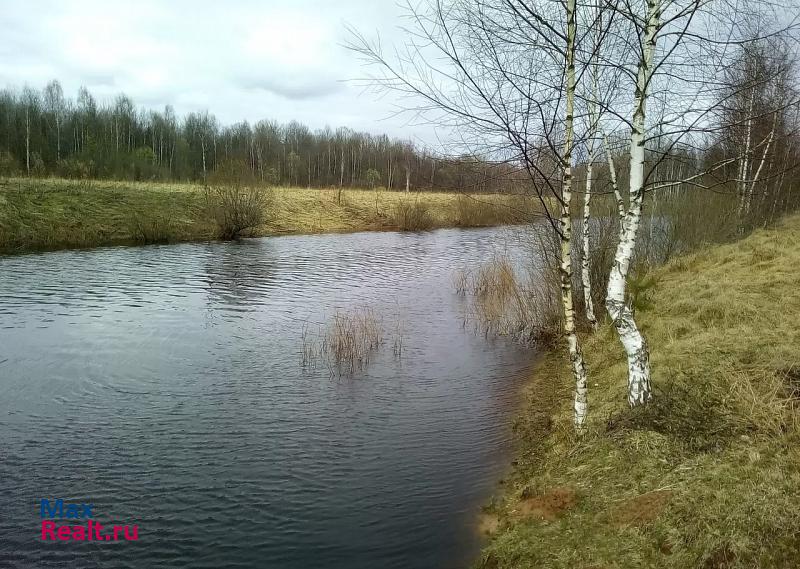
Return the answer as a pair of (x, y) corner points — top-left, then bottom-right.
(300, 307), (386, 376)
(461, 248), (562, 346)
(323, 308), (384, 374)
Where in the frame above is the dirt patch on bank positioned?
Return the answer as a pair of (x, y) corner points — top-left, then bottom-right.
(477, 513), (501, 536)
(516, 486), (578, 521)
(611, 489), (672, 527)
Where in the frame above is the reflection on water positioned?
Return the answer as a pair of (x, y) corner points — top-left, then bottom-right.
(0, 227), (535, 569)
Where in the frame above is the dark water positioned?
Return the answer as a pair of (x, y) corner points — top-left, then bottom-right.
(0, 227), (534, 569)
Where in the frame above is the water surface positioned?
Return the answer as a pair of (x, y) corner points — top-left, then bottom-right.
(0, 227), (533, 569)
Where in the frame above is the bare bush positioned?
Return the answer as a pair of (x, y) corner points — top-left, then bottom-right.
(390, 198), (435, 231)
(204, 158), (273, 239)
(204, 184), (272, 240)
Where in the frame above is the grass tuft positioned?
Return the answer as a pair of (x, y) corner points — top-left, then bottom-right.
(389, 198), (435, 231)
(460, 254), (562, 346)
(300, 307), (385, 376)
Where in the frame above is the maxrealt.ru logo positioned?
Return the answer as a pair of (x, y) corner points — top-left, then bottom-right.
(40, 499), (138, 542)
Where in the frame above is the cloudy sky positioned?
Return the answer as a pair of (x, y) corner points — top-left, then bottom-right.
(0, 0), (439, 143)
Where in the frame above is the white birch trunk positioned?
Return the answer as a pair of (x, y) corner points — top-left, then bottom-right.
(605, 0), (659, 407)
(581, 22), (601, 332)
(604, 135), (626, 240)
(340, 149), (345, 187)
(745, 116), (776, 214)
(25, 107), (30, 176)
(201, 139), (207, 181)
(737, 92), (755, 216)
(582, 164), (597, 330)
(562, 0), (589, 430)
(56, 116), (61, 162)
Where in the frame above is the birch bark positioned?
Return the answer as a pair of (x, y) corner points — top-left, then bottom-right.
(581, 10), (601, 332)
(737, 92), (755, 216)
(25, 107), (30, 176)
(605, 0), (659, 407)
(604, 135), (626, 239)
(745, 114), (777, 214)
(582, 162), (598, 330)
(562, 0), (589, 429)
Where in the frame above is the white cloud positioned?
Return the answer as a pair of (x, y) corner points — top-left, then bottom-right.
(0, 0), (441, 145)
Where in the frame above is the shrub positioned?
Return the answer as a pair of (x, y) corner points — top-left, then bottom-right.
(365, 168), (381, 189)
(57, 158), (94, 180)
(391, 199), (435, 231)
(209, 159), (257, 187)
(454, 194), (506, 226)
(204, 184), (272, 239)
(0, 151), (20, 176)
(29, 152), (46, 177)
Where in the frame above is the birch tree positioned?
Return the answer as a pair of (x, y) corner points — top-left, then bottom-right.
(602, 0), (661, 406)
(44, 80), (64, 163)
(20, 87), (39, 176)
(578, 2), (609, 332)
(718, 35), (796, 223)
(599, 0), (799, 406)
(348, 0), (606, 429)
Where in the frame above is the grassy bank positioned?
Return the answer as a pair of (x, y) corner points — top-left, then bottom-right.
(0, 177), (531, 254)
(480, 214), (800, 568)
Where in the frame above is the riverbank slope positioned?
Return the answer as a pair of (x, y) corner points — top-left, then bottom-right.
(481, 214), (800, 568)
(0, 177), (527, 254)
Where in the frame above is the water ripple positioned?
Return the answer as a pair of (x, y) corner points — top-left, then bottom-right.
(0, 227), (534, 569)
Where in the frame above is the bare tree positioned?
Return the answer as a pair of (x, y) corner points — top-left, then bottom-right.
(348, 0), (800, 423)
(598, 0), (799, 406)
(348, 0), (607, 429)
(44, 80), (64, 163)
(20, 87), (39, 176)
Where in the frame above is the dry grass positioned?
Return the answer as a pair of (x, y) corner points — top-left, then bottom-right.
(481, 214), (800, 568)
(465, 256), (534, 341)
(324, 308), (384, 375)
(454, 193), (532, 227)
(459, 249), (562, 346)
(301, 307), (385, 376)
(0, 177), (537, 254)
(389, 198), (435, 231)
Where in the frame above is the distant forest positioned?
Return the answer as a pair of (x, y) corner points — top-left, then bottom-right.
(0, 80), (516, 191)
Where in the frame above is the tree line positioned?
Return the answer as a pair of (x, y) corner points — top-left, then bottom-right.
(0, 81), (517, 191)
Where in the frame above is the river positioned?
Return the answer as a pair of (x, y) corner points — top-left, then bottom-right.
(0, 226), (535, 569)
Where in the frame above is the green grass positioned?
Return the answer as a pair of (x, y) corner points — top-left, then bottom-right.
(0, 177), (536, 254)
(480, 214), (800, 568)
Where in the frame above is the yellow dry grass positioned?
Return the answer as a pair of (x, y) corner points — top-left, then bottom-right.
(481, 214), (800, 568)
(0, 177), (535, 253)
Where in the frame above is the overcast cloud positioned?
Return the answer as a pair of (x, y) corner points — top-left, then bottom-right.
(0, 0), (439, 144)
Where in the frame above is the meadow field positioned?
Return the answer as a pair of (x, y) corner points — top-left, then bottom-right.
(0, 177), (533, 254)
